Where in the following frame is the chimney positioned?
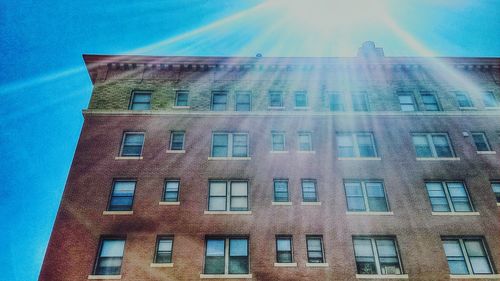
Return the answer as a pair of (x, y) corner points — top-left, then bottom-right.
(357, 41), (384, 58)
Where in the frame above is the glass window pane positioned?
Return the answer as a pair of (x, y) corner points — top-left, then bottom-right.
(230, 239), (248, 256)
(210, 182), (226, 196)
(354, 239), (374, 257)
(124, 134), (144, 145)
(209, 198), (226, 211)
(101, 240), (125, 257)
(347, 197), (366, 211)
(330, 94), (344, 111)
(307, 238), (322, 251)
(366, 182), (384, 197)
(158, 240), (172, 251)
(229, 256), (249, 274)
(464, 240), (486, 256)
(444, 240), (464, 257)
(206, 239), (225, 256)
(376, 239), (397, 257)
(345, 182), (363, 196)
(412, 135), (432, 157)
(113, 182), (135, 195)
(230, 197), (247, 210)
(165, 181), (179, 192)
(277, 239), (291, 251)
(231, 182), (247, 196)
(447, 183), (466, 197)
(483, 92), (498, 107)
(432, 135), (453, 157)
(213, 134), (228, 146)
(469, 257), (492, 274)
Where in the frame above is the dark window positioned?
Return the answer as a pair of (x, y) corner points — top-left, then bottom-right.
(170, 131), (185, 150)
(443, 238), (493, 275)
(120, 133), (144, 157)
(471, 132), (491, 151)
(353, 237), (403, 275)
(272, 132), (286, 151)
(412, 133), (454, 158)
(163, 180), (180, 202)
(175, 90), (189, 106)
(129, 92), (151, 110)
(294, 91), (307, 107)
(155, 237), (173, 263)
(302, 180), (318, 202)
(276, 236), (293, 263)
(329, 93), (344, 111)
(455, 92), (473, 108)
(344, 180), (389, 212)
(204, 237), (249, 275)
(108, 181), (136, 211)
(212, 92), (227, 111)
(208, 181), (248, 211)
(235, 92), (251, 111)
(352, 93), (369, 111)
(269, 91), (284, 107)
(273, 179), (289, 202)
(306, 236), (325, 263)
(398, 93), (416, 111)
(482, 92), (499, 107)
(421, 92), (440, 111)
(425, 182), (473, 212)
(94, 238), (125, 275)
(492, 182), (500, 203)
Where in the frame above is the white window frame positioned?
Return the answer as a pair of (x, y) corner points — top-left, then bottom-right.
(351, 92), (370, 112)
(211, 91), (228, 111)
(412, 133), (455, 158)
(337, 132), (378, 158)
(271, 131), (286, 152)
(298, 132), (313, 151)
(482, 91), (499, 108)
(294, 91), (308, 108)
(119, 132), (145, 157)
(169, 131), (185, 151)
(210, 132), (249, 158)
(207, 180), (249, 212)
(425, 181), (474, 213)
(328, 92), (345, 112)
(129, 91), (152, 110)
(471, 132), (492, 152)
(421, 92), (441, 111)
(454, 91), (474, 108)
(174, 90), (189, 107)
(397, 92), (417, 111)
(442, 237), (494, 276)
(268, 91), (284, 108)
(203, 237), (250, 275)
(344, 180), (390, 213)
(353, 237), (404, 276)
(235, 91), (252, 112)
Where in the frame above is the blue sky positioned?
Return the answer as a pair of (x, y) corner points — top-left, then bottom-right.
(0, 1), (499, 280)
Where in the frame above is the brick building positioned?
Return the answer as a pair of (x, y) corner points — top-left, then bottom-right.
(40, 43), (500, 280)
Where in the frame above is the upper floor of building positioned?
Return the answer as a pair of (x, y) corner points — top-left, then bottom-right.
(83, 51), (500, 114)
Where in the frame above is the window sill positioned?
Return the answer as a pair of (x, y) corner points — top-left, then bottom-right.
(459, 107), (476, 110)
(484, 107), (500, 110)
(431, 212), (480, 216)
(356, 274), (409, 279)
(346, 211), (394, 216)
(272, 201), (292, 206)
(102, 211), (133, 215)
(477, 151), (496, 155)
(274, 262), (297, 267)
(88, 275), (121, 280)
(338, 157), (381, 161)
(301, 201), (321, 206)
(150, 263), (174, 268)
(208, 157), (251, 160)
(204, 211), (252, 215)
(115, 156), (143, 160)
(416, 157), (460, 161)
(159, 202), (180, 206)
(172, 106), (190, 109)
(270, 151), (289, 154)
(268, 106), (285, 110)
(306, 263), (329, 267)
(294, 107), (310, 110)
(450, 274), (500, 279)
(167, 150), (185, 153)
(298, 150), (315, 154)
(200, 274), (252, 279)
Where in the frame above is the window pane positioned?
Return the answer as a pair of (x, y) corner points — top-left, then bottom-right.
(158, 239), (172, 251)
(345, 182), (365, 211)
(426, 183), (450, 212)
(422, 94), (439, 111)
(230, 197), (247, 210)
(176, 91), (188, 106)
(277, 239), (291, 251)
(456, 93), (472, 108)
(231, 182), (247, 196)
(469, 257), (492, 274)
(330, 94), (344, 111)
(272, 134), (285, 151)
(113, 181), (135, 195)
(236, 93), (251, 111)
(229, 239), (248, 256)
(210, 182), (226, 196)
(412, 135), (432, 157)
(354, 239), (376, 274)
(472, 133), (490, 151)
(443, 240), (468, 275)
(212, 134), (228, 157)
(352, 94), (368, 111)
(483, 92), (498, 107)
(274, 181), (288, 201)
(337, 134), (354, 157)
(209, 198), (226, 211)
(101, 240), (125, 257)
(447, 183), (472, 212)
(269, 92), (283, 107)
(493, 183), (500, 203)
(124, 134), (144, 145)
(464, 240), (492, 274)
(432, 135), (453, 157)
(399, 95), (415, 111)
(232, 134), (248, 157)
(295, 92), (307, 107)
(298, 133), (312, 151)
(307, 238), (322, 251)
(357, 134), (376, 157)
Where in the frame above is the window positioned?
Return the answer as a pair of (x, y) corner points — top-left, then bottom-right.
(344, 180), (389, 212)
(269, 91), (284, 107)
(398, 93), (417, 111)
(154, 236), (173, 263)
(175, 90), (189, 106)
(352, 92), (369, 111)
(421, 92), (440, 111)
(353, 237), (403, 275)
(425, 182), (473, 212)
(294, 91), (308, 108)
(336, 132), (378, 158)
(482, 91), (499, 107)
(271, 132), (286, 151)
(298, 132), (312, 151)
(302, 180), (318, 202)
(442, 238), (494, 275)
(94, 238), (125, 275)
(306, 236), (325, 263)
(169, 131), (185, 151)
(491, 182), (500, 203)
(329, 93), (344, 112)
(208, 181), (248, 211)
(120, 133), (144, 157)
(235, 91), (251, 111)
(455, 92), (473, 108)
(129, 91), (151, 110)
(211, 133), (248, 158)
(163, 180), (180, 202)
(273, 179), (289, 202)
(211, 91), (227, 111)
(412, 133), (455, 158)
(108, 181), (136, 211)
(276, 236), (293, 263)
(204, 237), (249, 274)
(471, 132), (492, 152)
